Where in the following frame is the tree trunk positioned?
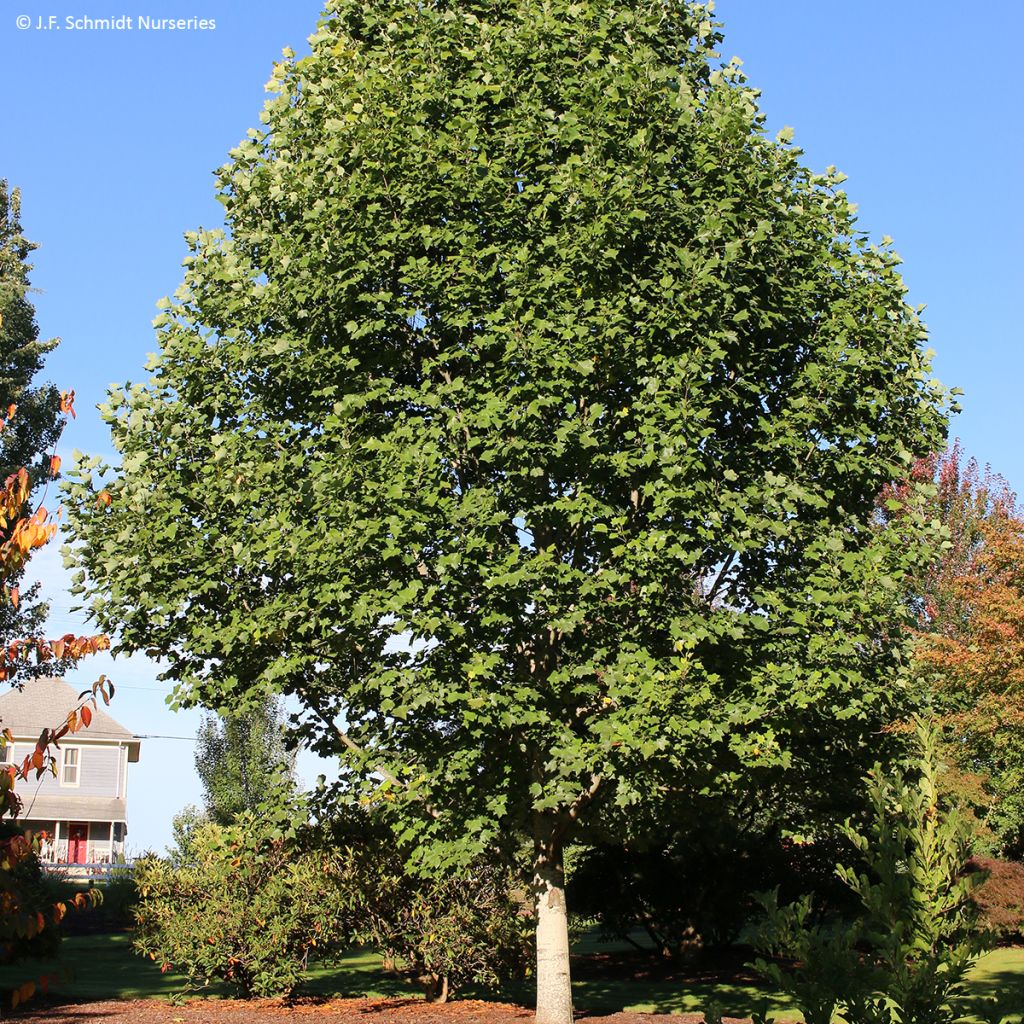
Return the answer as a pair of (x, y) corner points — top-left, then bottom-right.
(533, 839), (573, 1024)
(423, 973), (449, 1002)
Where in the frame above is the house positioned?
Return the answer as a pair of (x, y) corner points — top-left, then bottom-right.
(0, 675), (141, 864)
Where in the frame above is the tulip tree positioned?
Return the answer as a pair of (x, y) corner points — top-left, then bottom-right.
(63, 2), (948, 1019)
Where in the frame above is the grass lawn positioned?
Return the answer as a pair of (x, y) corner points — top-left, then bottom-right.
(0, 932), (1021, 1021)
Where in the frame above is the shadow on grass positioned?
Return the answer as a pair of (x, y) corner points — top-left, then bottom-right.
(0, 933), (193, 1002)
(955, 953), (1024, 1024)
(567, 950), (798, 1021)
(299, 948), (418, 1000)
(4, 930), (1022, 1024)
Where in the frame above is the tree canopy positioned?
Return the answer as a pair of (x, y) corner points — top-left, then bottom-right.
(63, 2), (949, 1018)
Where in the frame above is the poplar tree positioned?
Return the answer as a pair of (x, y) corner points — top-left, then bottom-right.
(195, 698), (296, 825)
(64, 3), (948, 1018)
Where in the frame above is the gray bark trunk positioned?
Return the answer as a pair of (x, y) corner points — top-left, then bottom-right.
(533, 840), (573, 1024)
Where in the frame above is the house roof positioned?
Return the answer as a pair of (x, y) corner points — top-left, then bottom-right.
(19, 794), (127, 824)
(0, 676), (140, 760)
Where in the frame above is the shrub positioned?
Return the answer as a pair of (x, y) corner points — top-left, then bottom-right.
(969, 857), (1024, 940)
(366, 863), (532, 1001)
(333, 810), (533, 1000)
(132, 813), (349, 997)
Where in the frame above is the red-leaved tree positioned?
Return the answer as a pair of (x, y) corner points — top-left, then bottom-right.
(905, 443), (1024, 854)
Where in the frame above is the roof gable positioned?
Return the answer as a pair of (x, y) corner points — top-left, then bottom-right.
(0, 676), (136, 743)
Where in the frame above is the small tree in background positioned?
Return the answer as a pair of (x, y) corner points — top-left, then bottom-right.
(194, 697), (295, 825)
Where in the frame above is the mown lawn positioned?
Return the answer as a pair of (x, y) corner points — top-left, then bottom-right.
(1, 932), (1021, 1021)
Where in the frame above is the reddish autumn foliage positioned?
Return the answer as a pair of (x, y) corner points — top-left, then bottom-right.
(968, 857), (1024, 939)
(912, 447), (1024, 732)
(894, 443), (1024, 854)
(883, 441), (1018, 634)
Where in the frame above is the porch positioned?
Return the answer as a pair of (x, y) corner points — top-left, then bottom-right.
(22, 818), (127, 865)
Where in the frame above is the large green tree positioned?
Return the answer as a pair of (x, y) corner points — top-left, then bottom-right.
(64, 3), (948, 1019)
(0, 181), (63, 655)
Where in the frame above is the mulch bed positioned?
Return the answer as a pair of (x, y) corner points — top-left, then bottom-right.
(7, 997), (748, 1024)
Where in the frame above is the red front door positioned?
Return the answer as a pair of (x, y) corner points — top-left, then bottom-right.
(68, 823), (88, 864)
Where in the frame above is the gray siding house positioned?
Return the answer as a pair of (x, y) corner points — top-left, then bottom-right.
(0, 676), (141, 863)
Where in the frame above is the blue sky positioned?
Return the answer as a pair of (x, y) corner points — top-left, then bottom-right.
(5, 1), (1022, 852)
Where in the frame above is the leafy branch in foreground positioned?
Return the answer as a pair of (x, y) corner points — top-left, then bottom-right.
(0, 181), (113, 1007)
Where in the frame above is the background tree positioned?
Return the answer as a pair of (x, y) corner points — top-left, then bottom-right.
(63, 2), (949, 1021)
(907, 445), (1024, 854)
(0, 180), (64, 664)
(194, 697), (296, 825)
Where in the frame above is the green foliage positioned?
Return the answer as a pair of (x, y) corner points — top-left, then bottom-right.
(132, 814), (349, 998)
(194, 697), (296, 825)
(753, 891), (864, 1024)
(333, 809), (533, 999)
(753, 721), (990, 1024)
(65, 0), (948, 862)
(62, 4), (950, 1013)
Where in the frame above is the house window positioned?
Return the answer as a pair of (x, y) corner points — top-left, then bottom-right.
(0, 742), (11, 766)
(61, 747), (81, 787)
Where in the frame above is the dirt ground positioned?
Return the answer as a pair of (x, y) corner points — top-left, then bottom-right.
(7, 996), (746, 1024)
